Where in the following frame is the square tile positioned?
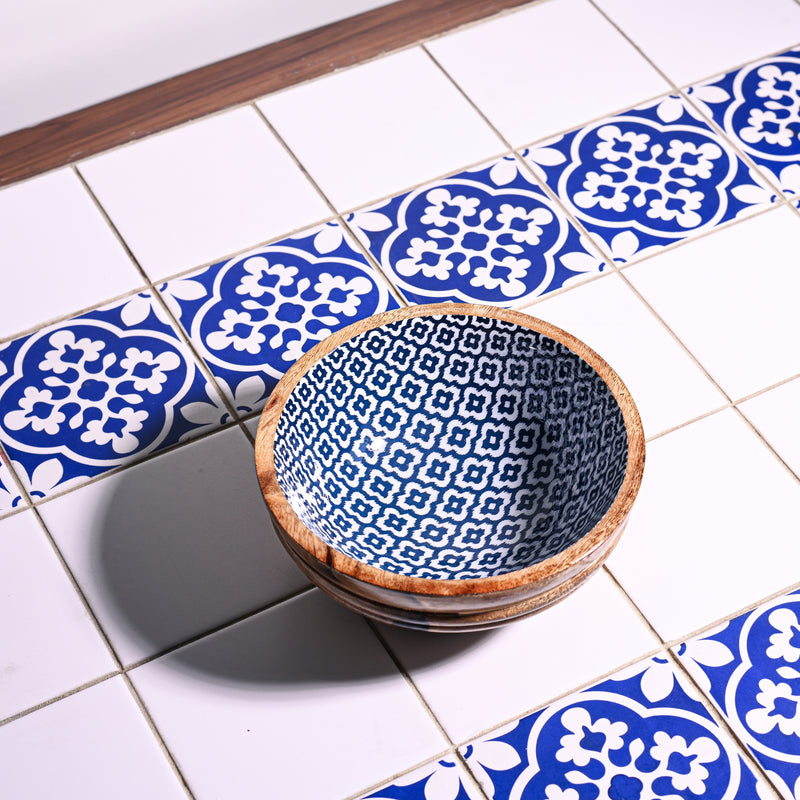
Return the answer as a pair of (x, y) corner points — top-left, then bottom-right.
(130, 591), (447, 800)
(738, 378), (800, 478)
(608, 409), (800, 641)
(357, 757), (484, 800)
(0, 677), (186, 799)
(38, 425), (308, 666)
(0, 291), (222, 499)
(0, 169), (143, 339)
(524, 94), (776, 264)
(380, 571), (658, 743)
(0, 511), (117, 721)
(686, 49), (800, 197)
(258, 48), (505, 211)
(625, 206), (800, 400)
(527, 273), (727, 438)
(460, 655), (767, 799)
(347, 156), (607, 307)
(677, 589), (800, 800)
(79, 107), (331, 281)
(164, 221), (399, 414)
(594, 0), (800, 87)
(427, 0), (669, 147)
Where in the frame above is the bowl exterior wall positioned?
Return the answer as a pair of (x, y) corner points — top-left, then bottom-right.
(270, 510), (629, 631)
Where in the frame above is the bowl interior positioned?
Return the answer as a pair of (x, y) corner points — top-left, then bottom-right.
(273, 314), (628, 580)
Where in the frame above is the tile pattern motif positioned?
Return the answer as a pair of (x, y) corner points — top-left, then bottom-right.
(362, 757), (479, 800)
(165, 222), (398, 413)
(0, 293), (219, 499)
(347, 158), (606, 307)
(525, 95), (775, 263)
(274, 314), (627, 579)
(677, 589), (800, 800)
(686, 49), (800, 197)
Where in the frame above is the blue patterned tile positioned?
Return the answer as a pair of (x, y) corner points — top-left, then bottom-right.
(524, 95), (776, 264)
(163, 221), (399, 415)
(0, 451), (26, 515)
(346, 157), (607, 307)
(0, 292), (221, 499)
(677, 590), (800, 800)
(461, 656), (765, 800)
(686, 50), (800, 197)
(359, 756), (483, 800)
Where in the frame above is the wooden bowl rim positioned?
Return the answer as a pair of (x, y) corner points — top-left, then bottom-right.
(255, 302), (645, 597)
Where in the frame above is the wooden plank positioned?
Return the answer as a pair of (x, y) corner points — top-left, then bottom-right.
(0, 0), (531, 188)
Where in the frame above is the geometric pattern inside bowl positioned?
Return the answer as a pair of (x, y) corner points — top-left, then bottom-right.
(273, 313), (628, 580)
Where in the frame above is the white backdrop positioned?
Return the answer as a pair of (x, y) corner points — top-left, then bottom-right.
(1, 0), (391, 136)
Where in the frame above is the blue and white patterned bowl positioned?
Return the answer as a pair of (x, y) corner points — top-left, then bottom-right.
(255, 304), (644, 631)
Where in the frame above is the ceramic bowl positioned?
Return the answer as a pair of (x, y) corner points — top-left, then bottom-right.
(255, 303), (644, 632)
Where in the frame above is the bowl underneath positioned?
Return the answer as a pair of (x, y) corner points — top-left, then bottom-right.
(272, 313), (629, 582)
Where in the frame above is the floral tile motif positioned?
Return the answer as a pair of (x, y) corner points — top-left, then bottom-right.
(0, 292), (222, 500)
(676, 589), (800, 800)
(524, 95), (776, 264)
(0, 451), (26, 515)
(685, 50), (800, 197)
(346, 157), (607, 307)
(163, 221), (399, 414)
(461, 655), (766, 800)
(359, 756), (484, 800)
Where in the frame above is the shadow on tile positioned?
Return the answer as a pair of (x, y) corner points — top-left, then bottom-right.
(89, 429), (492, 682)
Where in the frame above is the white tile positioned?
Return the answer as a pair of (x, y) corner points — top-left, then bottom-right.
(594, 0), (800, 86)
(527, 273), (727, 438)
(130, 591), (446, 800)
(258, 48), (505, 211)
(608, 409), (800, 641)
(0, 511), (116, 720)
(0, 169), (143, 339)
(380, 571), (657, 743)
(739, 377), (800, 479)
(428, 0), (669, 147)
(79, 107), (331, 281)
(38, 426), (308, 666)
(625, 207), (800, 400)
(357, 758), (486, 800)
(0, 677), (185, 800)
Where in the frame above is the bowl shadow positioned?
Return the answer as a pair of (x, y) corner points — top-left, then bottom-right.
(93, 435), (494, 685)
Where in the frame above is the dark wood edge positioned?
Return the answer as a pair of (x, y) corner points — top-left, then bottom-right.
(254, 302), (646, 597)
(0, 0), (533, 189)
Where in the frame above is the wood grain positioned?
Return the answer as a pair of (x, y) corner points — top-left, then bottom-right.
(0, 0), (532, 188)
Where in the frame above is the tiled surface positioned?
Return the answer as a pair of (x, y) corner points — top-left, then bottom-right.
(594, 0), (800, 87)
(527, 272), (727, 438)
(78, 107), (331, 281)
(165, 221), (399, 412)
(625, 206), (800, 400)
(37, 425), (307, 665)
(0, 511), (116, 720)
(0, 677), (187, 799)
(379, 571), (658, 743)
(3, 4), (800, 800)
(427, 0), (669, 147)
(258, 48), (505, 211)
(607, 409), (800, 641)
(677, 589), (800, 799)
(347, 157), (607, 307)
(524, 93), (775, 264)
(130, 591), (447, 800)
(686, 49), (800, 197)
(454, 656), (773, 800)
(739, 378), (800, 478)
(0, 168), (143, 339)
